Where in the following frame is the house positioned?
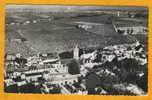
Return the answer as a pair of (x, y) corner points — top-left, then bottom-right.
(5, 54), (16, 61)
(32, 20), (37, 23)
(11, 39), (22, 43)
(48, 73), (80, 85)
(80, 50), (97, 63)
(113, 23), (147, 35)
(10, 22), (15, 25)
(74, 21), (105, 35)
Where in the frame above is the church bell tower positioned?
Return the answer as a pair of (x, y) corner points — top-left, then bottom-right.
(73, 45), (79, 60)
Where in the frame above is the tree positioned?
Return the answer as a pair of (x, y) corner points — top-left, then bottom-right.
(67, 59), (80, 75)
(85, 72), (101, 94)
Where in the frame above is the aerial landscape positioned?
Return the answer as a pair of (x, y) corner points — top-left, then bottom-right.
(4, 5), (148, 95)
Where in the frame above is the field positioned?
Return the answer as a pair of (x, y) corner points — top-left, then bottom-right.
(5, 10), (148, 56)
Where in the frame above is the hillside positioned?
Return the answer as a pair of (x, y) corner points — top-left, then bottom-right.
(5, 12), (147, 55)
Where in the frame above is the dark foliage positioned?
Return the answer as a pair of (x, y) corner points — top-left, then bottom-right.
(59, 51), (73, 59)
(67, 59), (80, 75)
(15, 57), (27, 65)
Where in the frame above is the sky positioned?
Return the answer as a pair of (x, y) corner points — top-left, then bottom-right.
(6, 5), (147, 12)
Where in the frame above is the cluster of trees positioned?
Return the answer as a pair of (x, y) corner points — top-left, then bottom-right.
(67, 59), (80, 75)
(85, 58), (147, 95)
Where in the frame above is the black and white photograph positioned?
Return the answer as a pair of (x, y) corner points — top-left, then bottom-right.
(4, 5), (148, 95)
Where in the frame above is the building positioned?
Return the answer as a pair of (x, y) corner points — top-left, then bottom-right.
(32, 20), (37, 23)
(114, 23), (148, 35)
(74, 21), (105, 35)
(11, 39), (22, 43)
(48, 73), (80, 85)
(73, 45), (79, 60)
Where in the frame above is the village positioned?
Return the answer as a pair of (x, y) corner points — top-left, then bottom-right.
(4, 40), (147, 95)
(5, 5), (148, 95)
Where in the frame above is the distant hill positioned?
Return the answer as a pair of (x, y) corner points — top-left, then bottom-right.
(6, 5), (147, 13)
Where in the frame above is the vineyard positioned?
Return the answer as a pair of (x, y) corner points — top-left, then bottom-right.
(5, 11), (147, 55)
